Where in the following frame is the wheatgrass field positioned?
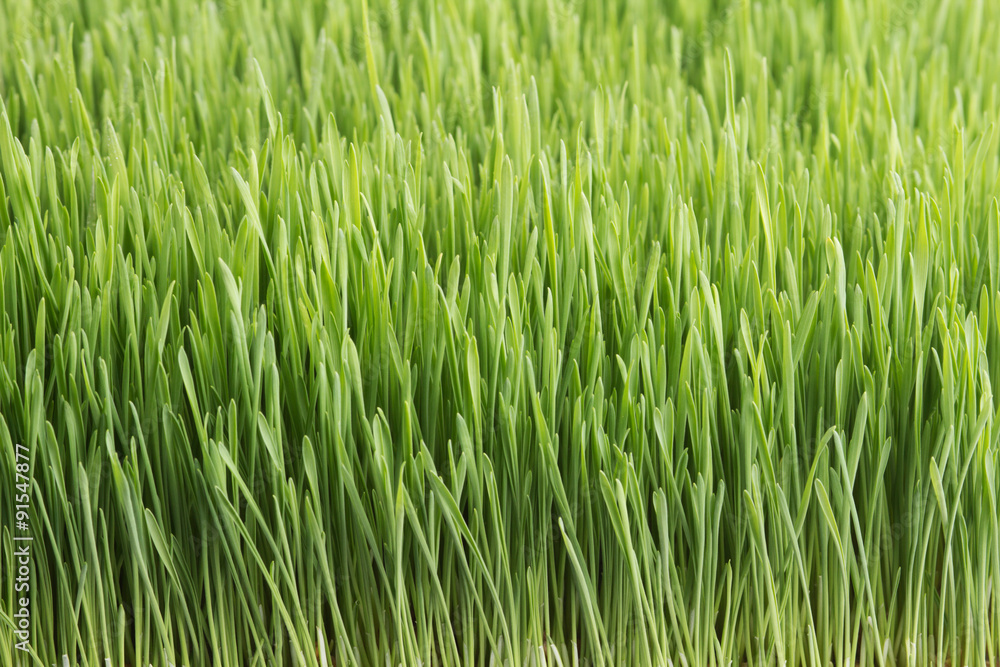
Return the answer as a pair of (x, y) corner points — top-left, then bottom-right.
(1, 0), (999, 665)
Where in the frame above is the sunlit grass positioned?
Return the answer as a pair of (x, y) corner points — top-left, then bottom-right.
(1, 0), (999, 665)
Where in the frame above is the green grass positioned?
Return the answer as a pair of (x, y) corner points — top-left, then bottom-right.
(1, 0), (999, 664)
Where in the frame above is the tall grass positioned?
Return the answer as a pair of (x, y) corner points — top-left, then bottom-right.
(1, 0), (999, 664)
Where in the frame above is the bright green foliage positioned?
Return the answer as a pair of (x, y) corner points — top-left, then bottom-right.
(1, 0), (999, 665)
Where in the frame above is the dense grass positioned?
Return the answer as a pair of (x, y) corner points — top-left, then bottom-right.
(1, 0), (1000, 664)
